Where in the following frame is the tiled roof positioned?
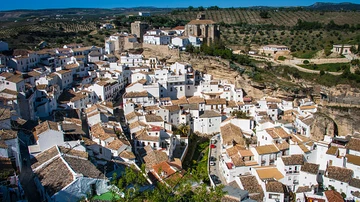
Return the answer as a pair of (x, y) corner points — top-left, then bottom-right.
(0, 108), (11, 121)
(34, 157), (73, 196)
(119, 150), (136, 159)
(349, 178), (360, 189)
(239, 175), (264, 202)
(326, 166), (353, 183)
(265, 127), (290, 139)
(0, 140), (8, 148)
(255, 144), (279, 155)
(125, 111), (141, 121)
(346, 154), (360, 166)
(6, 75), (24, 83)
(299, 105), (316, 110)
(266, 181), (287, 193)
(275, 141), (290, 151)
(163, 105), (180, 112)
(200, 110), (221, 118)
(346, 138), (360, 152)
(152, 161), (177, 180)
(227, 100), (238, 108)
(301, 163), (319, 175)
(221, 123), (244, 146)
(129, 121), (147, 130)
(58, 146), (88, 159)
(33, 121), (60, 140)
(107, 139), (126, 150)
(256, 168), (284, 181)
(187, 96), (205, 104)
(281, 154), (304, 166)
(143, 150), (168, 169)
(226, 145), (245, 157)
(171, 97), (188, 105)
(205, 98), (226, 105)
(31, 146), (59, 169)
(63, 156), (104, 179)
(324, 190), (344, 202)
(231, 155), (245, 167)
(299, 144), (310, 153)
(62, 123), (85, 135)
(135, 129), (159, 142)
(145, 114), (163, 122)
(0, 89), (18, 96)
(123, 91), (148, 98)
(90, 123), (117, 141)
(0, 129), (17, 140)
(326, 146), (339, 156)
(296, 186), (312, 193)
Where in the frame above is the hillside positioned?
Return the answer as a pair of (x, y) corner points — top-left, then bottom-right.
(167, 9), (360, 26)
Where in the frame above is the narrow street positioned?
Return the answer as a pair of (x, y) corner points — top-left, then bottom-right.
(19, 139), (40, 202)
(209, 134), (227, 186)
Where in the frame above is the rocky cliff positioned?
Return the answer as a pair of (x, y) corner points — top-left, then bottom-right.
(314, 106), (360, 138)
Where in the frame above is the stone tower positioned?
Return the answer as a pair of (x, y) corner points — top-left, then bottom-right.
(131, 21), (149, 43)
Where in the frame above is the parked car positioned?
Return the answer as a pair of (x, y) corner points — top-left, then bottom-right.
(210, 156), (216, 161)
(210, 175), (221, 184)
(210, 161), (215, 166)
(210, 144), (216, 149)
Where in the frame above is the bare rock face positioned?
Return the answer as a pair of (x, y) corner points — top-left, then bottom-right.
(319, 106), (360, 137)
(310, 112), (336, 141)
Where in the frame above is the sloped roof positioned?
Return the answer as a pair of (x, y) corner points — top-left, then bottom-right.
(63, 156), (104, 179)
(199, 110), (221, 118)
(326, 166), (353, 183)
(34, 157), (73, 196)
(255, 144), (279, 155)
(33, 121), (60, 140)
(256, 168), (284, 181)
(90, 123), (117, 141)
(0, 129), (17, 140)
(31, 146), (59, 169)
(221, 123), (244, 146)
(346, 138), (360, 152)
(301, 163), (319, 175)
(281, 154), (304, 166)
(324, 190), (344, 202)
(145, 114), (163, 122)
(266, 181), (287, 193)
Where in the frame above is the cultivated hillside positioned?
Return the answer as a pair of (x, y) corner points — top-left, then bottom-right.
(167, 9), (360, 26)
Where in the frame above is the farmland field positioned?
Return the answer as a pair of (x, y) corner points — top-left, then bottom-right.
(167, 10), (360, 26)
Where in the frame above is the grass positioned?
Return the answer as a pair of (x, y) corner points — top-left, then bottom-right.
(299, 63), (350, 72)
(92, 192), (121, 201)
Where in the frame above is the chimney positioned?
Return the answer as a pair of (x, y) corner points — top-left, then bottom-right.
(57, 122), (63, 131)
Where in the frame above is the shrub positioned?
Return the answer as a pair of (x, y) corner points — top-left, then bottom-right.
(303, 60), (310, 64)
(320, 70), (325, 76)
(278, 56), (286, 61)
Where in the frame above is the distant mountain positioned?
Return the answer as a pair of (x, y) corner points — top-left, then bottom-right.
(308, 2), (360, 11)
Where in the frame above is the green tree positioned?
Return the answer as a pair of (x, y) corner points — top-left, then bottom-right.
(320, 70), (325, 76)
(232, 110), (249, 119)
(177, 124), (190, 137)
(259, 10), (269, 19)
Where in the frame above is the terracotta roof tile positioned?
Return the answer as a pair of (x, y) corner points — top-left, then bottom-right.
(199, 110), (221, 118)
(324, 190), (344, 202)
(0, 129), (17, 140)
(34, 157), (73, 196)
(346, 138), (360, 152)
(301, 163), (319, 175)
(281, 154), (304, 166)
(326, 166), (353, 183)
(145, 114), (163, 122)
(205, 98), (226, 105)
(123, 91), (148, 98)
(266, 181), (287, 193)
(221, 123), (244, 146)
(255, 144), (279, 155)
(119, 150), (136, 159)
(256, 167), (284, 181)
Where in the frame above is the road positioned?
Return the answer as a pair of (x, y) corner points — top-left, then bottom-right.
(245, 53), (347, 75)
(208, 134), (227, 187)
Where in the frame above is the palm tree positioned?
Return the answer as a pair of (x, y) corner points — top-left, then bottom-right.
(177, 124), (190, 137)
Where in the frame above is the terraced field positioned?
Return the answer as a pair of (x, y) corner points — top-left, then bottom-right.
(168, 10), (360, 26)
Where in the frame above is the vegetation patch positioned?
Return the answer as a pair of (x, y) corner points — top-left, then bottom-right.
(299, 63), (350, 72)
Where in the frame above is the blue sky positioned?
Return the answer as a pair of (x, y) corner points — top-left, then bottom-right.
(1, 0), (360, 11)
